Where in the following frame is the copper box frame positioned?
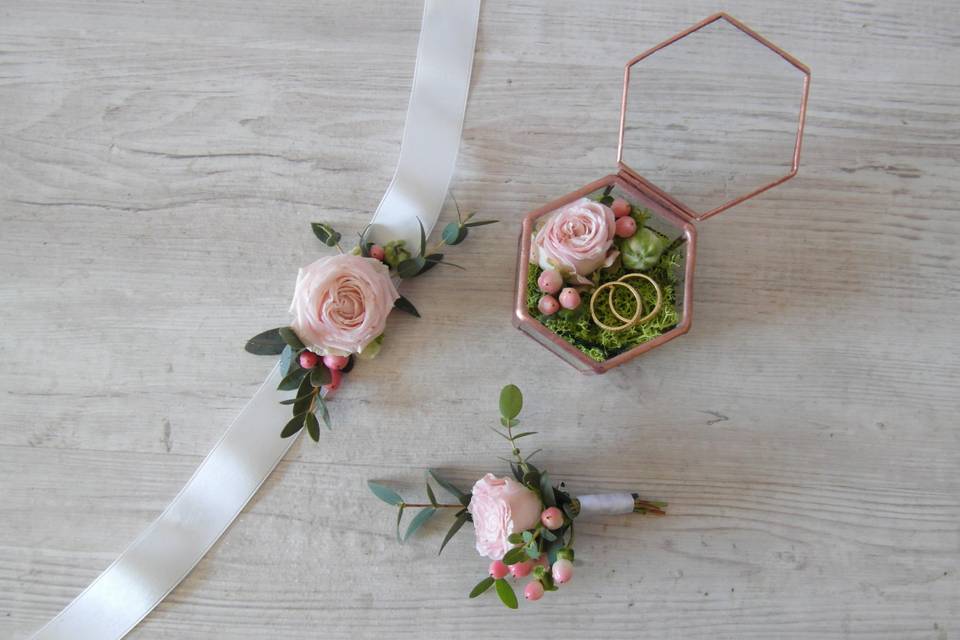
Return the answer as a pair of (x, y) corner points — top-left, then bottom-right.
(513, 13), (811, 374)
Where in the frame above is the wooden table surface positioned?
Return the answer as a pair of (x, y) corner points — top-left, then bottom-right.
(2, 1), (958, 638)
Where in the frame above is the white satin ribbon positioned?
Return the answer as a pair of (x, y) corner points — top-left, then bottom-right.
(368, 0), (481, 249)
(576, 493), (636, 517)
(31, 2), (480, 637)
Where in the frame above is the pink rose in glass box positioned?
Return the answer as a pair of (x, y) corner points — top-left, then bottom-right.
(513, 13), (811, 374)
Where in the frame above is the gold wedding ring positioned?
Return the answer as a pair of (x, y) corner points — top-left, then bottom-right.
(589, 273), (663, 333)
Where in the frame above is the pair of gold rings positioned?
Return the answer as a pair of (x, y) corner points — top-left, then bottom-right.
(589, 273), (663, 333)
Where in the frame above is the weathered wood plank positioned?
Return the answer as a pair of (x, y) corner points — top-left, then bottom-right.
(1, 0), (958, 638)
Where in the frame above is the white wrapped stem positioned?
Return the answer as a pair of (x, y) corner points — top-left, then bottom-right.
(575, 493), (636, 518)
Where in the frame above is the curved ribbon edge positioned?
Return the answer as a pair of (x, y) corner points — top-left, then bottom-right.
(30, 1), (481, 637)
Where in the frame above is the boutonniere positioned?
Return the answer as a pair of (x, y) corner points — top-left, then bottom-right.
(368, 384), (666, 608)
(245, 204), (495, 441)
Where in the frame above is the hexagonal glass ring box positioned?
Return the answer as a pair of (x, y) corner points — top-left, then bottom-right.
(513, 13), (811, 374)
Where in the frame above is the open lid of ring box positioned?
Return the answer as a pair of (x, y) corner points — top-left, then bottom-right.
(618, 13), (810, 221)
(514, 13), (810, 374)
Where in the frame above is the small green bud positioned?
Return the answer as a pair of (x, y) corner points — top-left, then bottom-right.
(540, 572), (557, 591)
(619, 226), (670, 271)
(382, 240), (411, 269)
(558, 547), (574, 561)
(532, 565), (547, 579)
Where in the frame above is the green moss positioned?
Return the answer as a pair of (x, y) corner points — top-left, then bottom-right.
(526, 224), (683, 363)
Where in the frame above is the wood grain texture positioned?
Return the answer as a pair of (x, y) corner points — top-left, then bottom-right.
(1, 0), (959, 638)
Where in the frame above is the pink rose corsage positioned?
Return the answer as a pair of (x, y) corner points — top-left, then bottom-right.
(245, 208), (496, 441)
(369, 384), (666, 609)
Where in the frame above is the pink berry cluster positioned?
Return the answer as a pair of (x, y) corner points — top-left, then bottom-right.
(487, 506), (575, 604)
(611, 196), (637, 237)
(536, 269), (581, 316)
(536, 197), (640, 317)
(297, 352), (351, 396)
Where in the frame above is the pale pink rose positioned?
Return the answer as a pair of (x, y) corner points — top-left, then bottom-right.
(468, 473), (542, 560)
(530, 197), (618, 284)
(289, 254), (400, 356)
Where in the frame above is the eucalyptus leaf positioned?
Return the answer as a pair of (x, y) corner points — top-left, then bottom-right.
(277, 367), (308, 391)
(542, 528), (557, 542)
(278, 327), (305, 350)
(397, 257), (426, 279)
(464, 219), (498, 228)
(495, 578), (518, 609)
(442, 222), (467, 245)
(244, 328), (286, 355)
(279, 344), (294, 374)
(507, 533), (523, 545)
(293, 375), (314, 415)
(403, 507), (436, 542)
(394, 295), (420, 318)
(426, 257), (465, 270)
(546, 537), (562, 565)
(428, 469), (470, 506)
(280, 413), (305, 438)
(525, 541), (540, 560)
(469, 576), (495, 599)
(396, 504), (405, 543)
(368, 481), (403, 506)
(418, 217), (427, 256)
(511, 431), (537, 440)
(439, 511), (469, 555)
(417, 253), (444, 275)
(311, 222), (342, 246)
(426, 483), (439, 507)
(502, 546), (527, 565)
(499, 384), (523, 420)
(310, 366), (332, 387)
(305, 412), (320, 442)
(315, 394), (332, 429)
(540, 471), (556, 508)
(521, 530), (533, 543)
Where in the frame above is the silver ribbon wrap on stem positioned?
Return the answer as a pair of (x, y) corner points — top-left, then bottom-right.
(31, 1), (481, 638)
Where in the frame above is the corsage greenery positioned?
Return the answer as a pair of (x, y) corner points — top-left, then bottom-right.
(369, 384), (666, 608)
(245, 203), (495, 441)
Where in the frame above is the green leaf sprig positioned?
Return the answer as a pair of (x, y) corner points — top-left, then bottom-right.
(245, 198), (495, 441)
(367, 471), (472, 546)
(367, 384), (666, 610)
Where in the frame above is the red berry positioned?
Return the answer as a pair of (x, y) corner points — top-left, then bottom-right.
(524, 581), (544, 601)
(558, 288), (581, 311)
(509, 560), (533, 578)
(323, 368), (342, 394)
(615, 215), (637, 238)
(298, 351), (318, 369)
(489, 560), (509, 579)
(537, 269), (563, 295)
(611, 197), (632, 218)
(369, 245), (386, 261)
(538, 294), (560, 315)
(323, 355), (349, 370)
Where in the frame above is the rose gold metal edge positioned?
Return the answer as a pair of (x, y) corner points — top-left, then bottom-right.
(514, 173), (698, 374)
(616, 12), (811, 223)
(594, 176), (698, 373)
(514, 176), (625, 374)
